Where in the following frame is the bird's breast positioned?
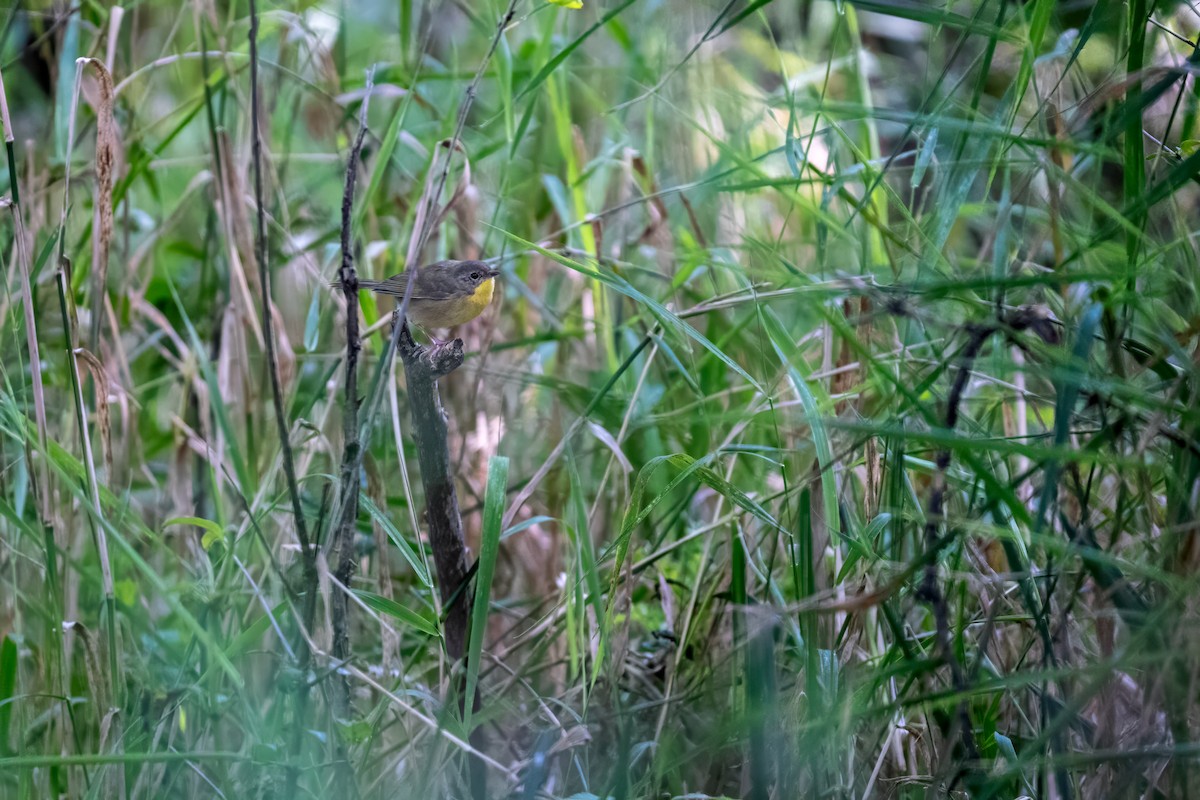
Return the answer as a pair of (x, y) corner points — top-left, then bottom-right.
(409, 277), (495, 329)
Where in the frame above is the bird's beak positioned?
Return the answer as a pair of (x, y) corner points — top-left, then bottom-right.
(486, 268), (501, 278)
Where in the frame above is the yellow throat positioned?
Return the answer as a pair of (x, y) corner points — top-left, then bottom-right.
(465, 276), (495, 320)
(416, 276), (494, 328)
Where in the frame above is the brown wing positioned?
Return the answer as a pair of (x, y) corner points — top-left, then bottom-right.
(358, 261), (470, 300)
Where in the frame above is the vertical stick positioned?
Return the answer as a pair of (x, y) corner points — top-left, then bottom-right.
(329, 69), (376, 711)
(396, 325), (486, 800)
(398, 329), (471, 660)
(248, 0), (311, 560)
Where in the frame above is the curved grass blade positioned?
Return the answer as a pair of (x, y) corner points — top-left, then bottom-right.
(359, 493), (432, 589)
(353, 590), (439, 638)
(464, 456), (509, 733)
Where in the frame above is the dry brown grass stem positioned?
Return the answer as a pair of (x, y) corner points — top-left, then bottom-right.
(0, 66), (52, 529)
(247, 0), (311, 557)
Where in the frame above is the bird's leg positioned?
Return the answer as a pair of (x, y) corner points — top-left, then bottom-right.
(428, 337), (465, 362)
(419, 327), (464, 359)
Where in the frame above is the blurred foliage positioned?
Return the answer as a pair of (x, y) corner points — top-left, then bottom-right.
(2, 0), (1200, 798)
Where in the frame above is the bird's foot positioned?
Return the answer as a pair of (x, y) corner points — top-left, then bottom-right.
(423, 338), (465, 377)
(427, 336), (463, 357)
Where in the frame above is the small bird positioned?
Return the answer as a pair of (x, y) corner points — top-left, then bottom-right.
(333, 259), (499, 333)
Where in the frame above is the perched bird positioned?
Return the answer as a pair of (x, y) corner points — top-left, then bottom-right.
(333, 259), (499, 333)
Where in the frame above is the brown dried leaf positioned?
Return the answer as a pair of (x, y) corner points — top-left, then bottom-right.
(74, 347), (114, 483)
(64, 620), (109, 721)
(271, 303), (296, 392)
(215, 131), (266, 349)
(80, 59), (117, 352)
(548, 725), (592, 755)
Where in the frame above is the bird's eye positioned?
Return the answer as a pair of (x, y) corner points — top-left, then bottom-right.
(470, 272), (480, 281)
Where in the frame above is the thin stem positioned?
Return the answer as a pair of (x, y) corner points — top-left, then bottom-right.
(248, 0), (311, 556)
(329, 66), (376, 711)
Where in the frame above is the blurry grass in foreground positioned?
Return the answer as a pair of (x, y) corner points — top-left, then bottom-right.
(1, 0), (1199, 797)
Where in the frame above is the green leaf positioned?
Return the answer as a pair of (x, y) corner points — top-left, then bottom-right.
(165, 516), (225, 551)
(502, 515), (556, 540)
(673, 453), (787, 534)
(359, 494), (432, 588)
(353, 590), (439, 638)
(54, 11), (80, 162)
(994, 731), (1018, 762)
(1036, 302), (1103, 530)
(0, 636), (16, 756)
(337, 718), (373, 744)
(912, 127), (937, 188)
(761, 308), (841, 543)
(223, 601), (289, 661)
(113, 579), (138, 608)
(464, 456), (509, 732)
(517, 0), (637, 103)
(303, 289), (321, 351)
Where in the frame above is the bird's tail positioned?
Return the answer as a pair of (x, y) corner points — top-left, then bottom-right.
(329, 278), (383, 291)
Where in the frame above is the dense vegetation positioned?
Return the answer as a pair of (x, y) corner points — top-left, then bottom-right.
(2, 1), (1199, 798)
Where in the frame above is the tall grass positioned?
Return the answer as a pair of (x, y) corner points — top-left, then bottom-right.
(1, 1), (1199, 798)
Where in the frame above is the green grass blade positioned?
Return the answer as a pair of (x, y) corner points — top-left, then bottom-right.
(463, 455), (509, 733)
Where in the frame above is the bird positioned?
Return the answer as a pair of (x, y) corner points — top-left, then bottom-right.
(332, 259), (499, 334)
